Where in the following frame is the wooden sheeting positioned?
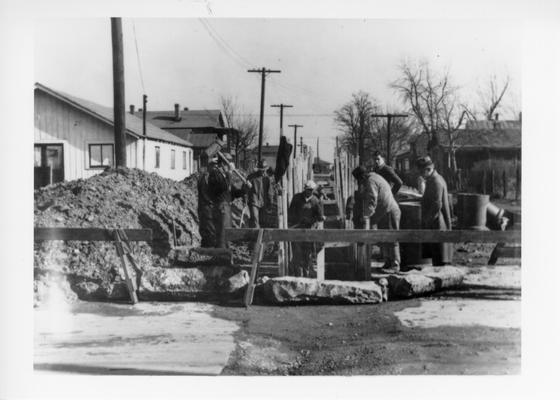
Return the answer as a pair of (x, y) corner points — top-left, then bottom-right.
(226, 228), (521, 244)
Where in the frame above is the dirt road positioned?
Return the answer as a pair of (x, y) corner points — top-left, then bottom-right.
(34, 265), (520, 375)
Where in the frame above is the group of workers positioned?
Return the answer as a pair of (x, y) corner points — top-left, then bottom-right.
(347, 151), (452, 271)
(197, 154), (278, 249)
(197, 149), (452, 275)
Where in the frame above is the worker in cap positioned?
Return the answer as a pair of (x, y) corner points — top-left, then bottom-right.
(288, 179), (325, 277)
(246, 159), (275, 228)
(417, 156), (453, 266)
(208, 153), (251, 248)
(352, 164), (402, 271)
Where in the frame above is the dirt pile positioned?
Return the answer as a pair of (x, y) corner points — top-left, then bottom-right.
(34, 167), (251, 304)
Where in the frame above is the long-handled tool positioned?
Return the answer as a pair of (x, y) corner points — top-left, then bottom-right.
(217, 151), (249, 185)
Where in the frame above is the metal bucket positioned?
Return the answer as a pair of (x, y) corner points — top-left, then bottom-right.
(399, 202), (431, 266)
(456, 193), (490, 230)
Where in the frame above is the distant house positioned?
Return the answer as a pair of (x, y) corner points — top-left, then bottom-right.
(244, 142), (313, 172)
(313, 157), (332, 174)
(34, 83), (194, 189)
(132, 104), (237, 171)
(395, 117), (521, 197)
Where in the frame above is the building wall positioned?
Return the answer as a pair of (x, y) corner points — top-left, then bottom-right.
(34, 90), (193, 182)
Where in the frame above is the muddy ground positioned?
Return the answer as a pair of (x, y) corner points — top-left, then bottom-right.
(215, 268), (520, 375)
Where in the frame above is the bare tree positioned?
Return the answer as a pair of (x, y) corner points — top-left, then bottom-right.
(220, 96), (259, 168)
(370, 115), (414, 164)
(333, 91), (375, 162)
(391, 60), (466, 174)
(480, 75), (510, 120)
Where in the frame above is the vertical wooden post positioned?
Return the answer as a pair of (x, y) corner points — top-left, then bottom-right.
(111, 17), (127, 167)
(482, 169), (487, 194)
(316, 222), (325, 281)
(516, 165), (520, 200)
(502, 170), (507, 199)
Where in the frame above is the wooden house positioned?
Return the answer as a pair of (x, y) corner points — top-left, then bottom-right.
(395, 117), (521, 197)
(132, 105), (236, 171)
(34, 83), (194, 188)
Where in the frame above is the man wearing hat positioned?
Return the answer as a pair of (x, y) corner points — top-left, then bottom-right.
(197, 156), (218, 247)
(246, 160), (275, 228)
(352, 165), (401, 271)
(208, 152), (251, 248)
(288, 180), (325, 277)
(417, 156), (453, 265)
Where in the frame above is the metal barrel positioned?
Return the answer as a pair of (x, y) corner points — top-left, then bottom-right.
(486, 201), (506, 230)
(456, 193), (490, 230)
(399, 202), (431, 266)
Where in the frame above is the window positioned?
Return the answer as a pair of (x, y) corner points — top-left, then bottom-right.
(89, 144), (114, 168)
(155, 146), (160, 168)
(403, 158), (410, 171)
(182, 151), (187, 170)
(170, 149), (176, 169)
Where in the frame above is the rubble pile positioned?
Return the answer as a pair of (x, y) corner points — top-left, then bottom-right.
(34, 167), (248, 304)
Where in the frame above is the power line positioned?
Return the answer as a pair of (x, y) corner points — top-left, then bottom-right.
(132, 20), (146, 93)
(202, 19), (254, 67)
(199, 19), (252, 70)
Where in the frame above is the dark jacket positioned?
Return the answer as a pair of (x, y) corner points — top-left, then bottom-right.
(247, 171), (274, 208)
(288, 192), (324, 228)
(360, 172), (400, 225)
(421, 170), (451, 230)
(197, 171), (214, 207)
(375, 164), (403, 195)
(208, 166), (246, 204)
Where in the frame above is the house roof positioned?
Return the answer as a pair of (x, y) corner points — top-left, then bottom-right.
(408, 122), (521, 153)
(134, 109), (225, 129)
(168, 129), (224, 149)
(465, 119), (521, 131)
(35, 83), (192, 147)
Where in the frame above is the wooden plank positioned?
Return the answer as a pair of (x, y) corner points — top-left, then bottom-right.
(244, 229), (264, 307)
(226, 228), (521, 244)
(35, 227), (152, 242)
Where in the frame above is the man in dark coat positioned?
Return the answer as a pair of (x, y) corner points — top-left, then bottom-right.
(197, 158), (217, 247)
(418, 156), (453, 266)
(247, 160), (274, 228)
(345, 190), (365, 229)
(352, 165), (401, 270)
(288, 180), (325, 277)
(208, 153), (250, 248)
(373, 151), (403, 195)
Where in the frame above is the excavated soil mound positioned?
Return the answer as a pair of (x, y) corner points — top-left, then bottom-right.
(34, 167), (250, 305)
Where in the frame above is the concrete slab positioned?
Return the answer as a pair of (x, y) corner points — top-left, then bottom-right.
(259, 277), (385, 305)
(34, 301), (239, 375)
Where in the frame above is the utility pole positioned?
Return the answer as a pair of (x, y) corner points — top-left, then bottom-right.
(288, 124), (303, 159)
(300, 137), (303, 155)
(248, 67), (281, 162)
(111, 17), (126, 167)
(371, 113), (408, 165)
(271, 104), (293, 134)
(142, 94), (147, 170)
(316, 137), (320, 164)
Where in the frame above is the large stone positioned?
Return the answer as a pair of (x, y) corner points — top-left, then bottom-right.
(384, 266), (465, 299)
(138, 266), (245, 301)
(259, 277), (384, 305)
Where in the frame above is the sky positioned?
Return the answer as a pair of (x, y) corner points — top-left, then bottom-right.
(35, 18), (522, 161)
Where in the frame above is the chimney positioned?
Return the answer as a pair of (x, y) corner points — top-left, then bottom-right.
(519, 112), (522, 122)
(183, 107), (189, 111)
(174, 103), (181, 121)
(494, 113), (499, 121)
(129, 105), (135, 114)
(138, 108), (143, 112)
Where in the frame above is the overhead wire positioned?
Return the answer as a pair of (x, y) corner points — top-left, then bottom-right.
(132, 20), (146, 93)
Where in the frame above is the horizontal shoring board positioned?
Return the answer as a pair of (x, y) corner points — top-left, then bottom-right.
(34, 227), (152, 242)
(226, 228), (521, 244)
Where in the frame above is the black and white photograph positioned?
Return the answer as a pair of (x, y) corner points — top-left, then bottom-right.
(1, 0), (559, 398)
